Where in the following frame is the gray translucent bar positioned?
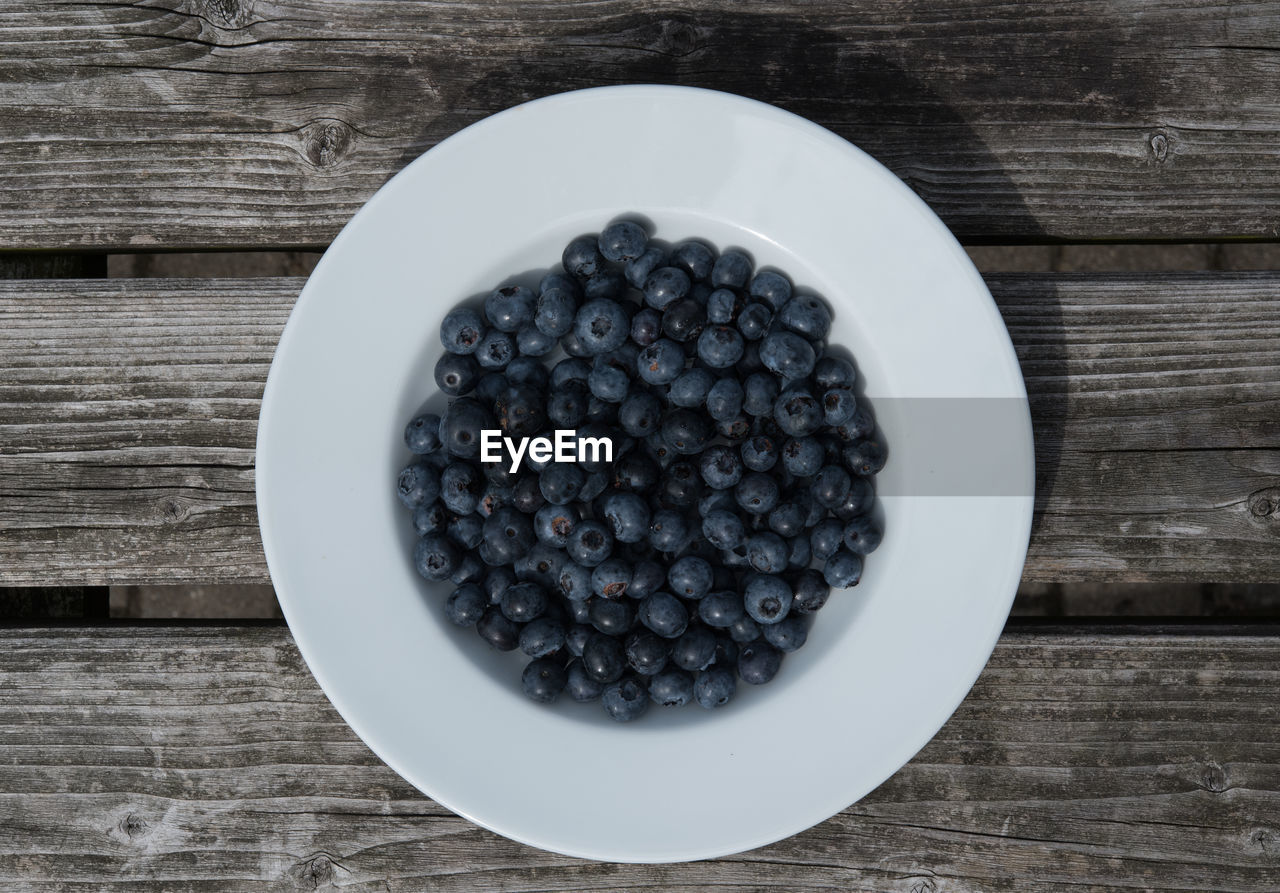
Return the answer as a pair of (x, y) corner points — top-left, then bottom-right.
(869, 397), (1034, 497)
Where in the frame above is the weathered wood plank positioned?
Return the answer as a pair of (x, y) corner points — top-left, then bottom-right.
(0, 625), (1276, 889)
(2, 0), (1280, 249)
(1, 273), (1278, 584)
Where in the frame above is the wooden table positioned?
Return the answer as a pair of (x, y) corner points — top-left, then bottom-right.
(2, 2), (1278, 889)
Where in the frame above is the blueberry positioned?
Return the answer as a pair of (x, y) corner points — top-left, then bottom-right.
(539, 462), (585, 505)
(618, 391), (663, 436)
(668, 555), (713, 600)
(661, 409), (712, 455)
(500, 581), (547, 623)
(844, 439), (888, 476)
(661, 298), (706, 343)
(699, 443), (744, 489)
(713, 633), (740, 668)
(706, 287), (741, 324)
(842, 515), (883, 555)
(699, 591), (744, 628)
(573, 299), (630, 355)
(696, 325), (745, 368)
(814, 355), (856, 390)
(404, 413), (442, 455)
(589, 596), (634, 636)
(737, 640), (783, 684)
(706, 377), (744, 421)
(560, 327), (591, 357)
(748, 270), (792, 311)
(736, 302), (772, 340)
(446, 513), (484, 550)
(522, 657), (567, 703)
(483, 566), (516, 604)
(812, 466), (852, 508)
(625, 245), (668, 289)
(445, 583), (486, 626)
(728, 614), (761, 643)
(397, 462), (440, 509)
(702, 509), (746, 551)
(746, 532), (788, 574)
(735, 472), (779, 514)
(519, 616), (566, 658)
(767, 502), (806, 539)
(474, 371), (509, 406)
(792, 569), (831, 614)
(835, 405), (876, 442)
(824, 549), (864, 588)
(698, 487), (737, 518)
(580, 470), (609, 502)
(546, 381), (589, 427)
(744, 574), (792, 624)
(441, 400), (492, 458)
(638, 592), (689, 638)
(626, 630), (671, 675)
(514, 543), (564, 589)
(516, 324), (555, 357)
(535, 282), (579, 338)
(494, 384), (546, 437)
(694, 667), (737, 708)
(563, 234), (605, 280)
(567, 520), (614, 567)
(434, 352), (480, 397)
(658, 460), (703, 508)
(636, 338), (685, 385)
(669, 367), (715, 408)
(625, 560), (664, 600)
(648, 668), (695, 706)
(773, 389), (823, 437)
(591, 558), (633, 599)
(558, 561), (594, 602)
(822, 387), (858, 426)
(602, 675), (650, 722)
(809, 517), (845, 561)
(671, 624), (718, 671)
(643, 267), (691, 310)
(485, 285), (535, 333)
(710, 250), (752, 289)
(671, 240), (716, 281)
(475, 482), (512, 519)
(787, 534), (811, 570)
(599, 220), (648, 262)
(629, 306), (663, 346)
(482, 505), (535, 560)
(759, 331), (816, 379)
(740, 434), (779, 472)
(474, 329), (515, 370)
(743, 372), (779, 416)
(565, 658), (604, 701)
(781, 437), (824, 477)
(476, 606), (520, 651)
(440, 462), (483, 514)
(584, 269), (627, 301)
(440, 307), (486, 355)
(780, 293), (832, 340)
(601, 491), (651, 543)
(412, 502), (448, 537)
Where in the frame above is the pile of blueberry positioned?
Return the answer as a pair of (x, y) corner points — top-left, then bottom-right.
(396, 221), (885, 722)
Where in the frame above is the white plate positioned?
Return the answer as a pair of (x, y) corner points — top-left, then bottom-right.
(256, 85), (1034, 863)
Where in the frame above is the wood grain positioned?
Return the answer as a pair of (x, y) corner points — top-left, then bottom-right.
(0, 624), (1276, 890)
(3, 0), (1280, 249)
(2, 273), (1278, 584)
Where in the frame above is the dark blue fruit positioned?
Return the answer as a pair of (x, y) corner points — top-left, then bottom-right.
(694, 667), (737, 709)
(602, 675), (650, 722)
(738, 640), (783, 684)
(648, 668), (695, 706)
(413, 534), (458, 581)
(522, 657), (567, 703)
(445, 583), (486, 626)
(743, 574), (792, 624)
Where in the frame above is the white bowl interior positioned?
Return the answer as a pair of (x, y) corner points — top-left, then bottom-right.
(257, 86), (1033, 862)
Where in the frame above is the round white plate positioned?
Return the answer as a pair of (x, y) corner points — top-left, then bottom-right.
(256, 85), (1033, 863)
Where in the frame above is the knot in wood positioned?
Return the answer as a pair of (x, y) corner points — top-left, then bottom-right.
(302, 120), (355, 169)
(1149, 131), (1170, 163)
(1247, 487), (1280, 519)
(1199, 760), (1229, 793)
(294, 852), (343, 888)
(656, 18), (699, 57)
(909, 879), (938, 893)
(120, 812), (149, 838)
(201, 0), (254, 29)
(1250, 827), (1279, 859)
(155, 496), (190, 524)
